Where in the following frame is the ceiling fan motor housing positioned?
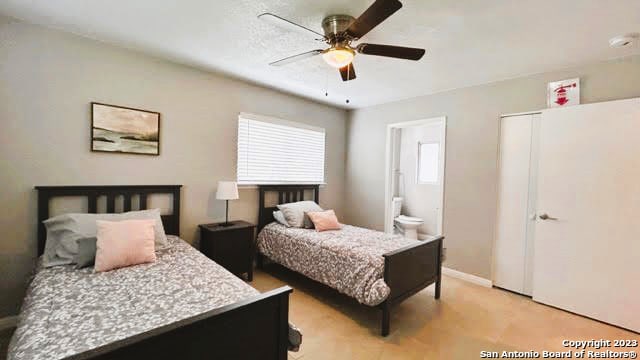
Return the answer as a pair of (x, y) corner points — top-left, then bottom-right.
(322, 15), (356, 42)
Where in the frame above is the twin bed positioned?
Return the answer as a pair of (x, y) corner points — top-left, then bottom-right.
(10, 185), (293, 360)
(256, 185), (444, 336)
(9, 184), (443, 360)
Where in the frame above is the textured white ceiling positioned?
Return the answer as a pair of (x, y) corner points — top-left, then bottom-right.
(1, 0), (639, 109)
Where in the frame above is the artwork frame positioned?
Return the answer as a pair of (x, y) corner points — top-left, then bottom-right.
(91, 102), (161, 156)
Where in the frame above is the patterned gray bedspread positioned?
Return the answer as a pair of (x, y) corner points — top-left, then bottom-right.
(8, 236), (261, 360)
(257, 223), (418, 306)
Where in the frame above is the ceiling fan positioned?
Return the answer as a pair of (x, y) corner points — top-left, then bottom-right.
(259, 0), (425, 82)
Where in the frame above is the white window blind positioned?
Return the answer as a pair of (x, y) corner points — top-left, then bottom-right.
(237, 113), (326, 185)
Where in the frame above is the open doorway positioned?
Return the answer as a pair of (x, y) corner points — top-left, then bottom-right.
(384, 117), (446, 240)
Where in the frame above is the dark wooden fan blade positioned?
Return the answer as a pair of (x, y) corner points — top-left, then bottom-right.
(357, 43), (425, 60)
(345, 0), (402, 39)
(269, 49), (324, 66)
(339, 63), (356, 81)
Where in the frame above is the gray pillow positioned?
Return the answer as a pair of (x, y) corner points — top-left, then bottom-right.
(42, 209), (169, 267)
(42, 225), (84, 267)
(73, 237), (97, 269)
(273, 211), (290, 227)
(277, 201), (323, 228)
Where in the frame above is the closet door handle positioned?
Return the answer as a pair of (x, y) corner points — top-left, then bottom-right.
(539, 213), (558, 221)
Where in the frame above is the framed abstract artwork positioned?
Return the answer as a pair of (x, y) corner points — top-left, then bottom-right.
(91, 102), (160, 155)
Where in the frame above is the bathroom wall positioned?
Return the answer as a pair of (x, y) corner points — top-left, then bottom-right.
(392, 129), (402, 198)
(397, 122), (444, 235)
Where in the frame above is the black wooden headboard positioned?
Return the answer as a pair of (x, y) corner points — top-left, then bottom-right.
(258, 185), (320, 232)
(35, 185), (182, 256)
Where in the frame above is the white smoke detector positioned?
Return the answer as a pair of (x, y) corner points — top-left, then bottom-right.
(609, 34), (636, 48)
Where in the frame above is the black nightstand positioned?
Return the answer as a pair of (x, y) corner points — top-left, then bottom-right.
(198, 221), (256, 281)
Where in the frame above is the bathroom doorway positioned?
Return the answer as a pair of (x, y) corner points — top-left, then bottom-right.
(384, 117), (446, 239)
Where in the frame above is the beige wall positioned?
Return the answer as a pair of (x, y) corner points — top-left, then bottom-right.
(0, 16), (348, 317)
(345, 56), (640, 280)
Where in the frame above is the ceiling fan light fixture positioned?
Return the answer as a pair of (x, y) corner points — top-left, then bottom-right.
(322, 47), (355, 68)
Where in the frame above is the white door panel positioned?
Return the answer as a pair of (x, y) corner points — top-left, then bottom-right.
(532, 98), (640, 332)
(494, 114), (538, 295)
(523, 115), (540, 296)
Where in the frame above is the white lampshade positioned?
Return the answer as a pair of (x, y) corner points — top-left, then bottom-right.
(216, 181), (239, 200)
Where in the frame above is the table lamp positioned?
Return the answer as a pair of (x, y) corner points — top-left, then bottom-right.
(216, 181), (239, 226)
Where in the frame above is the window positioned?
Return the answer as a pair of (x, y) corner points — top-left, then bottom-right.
(417, 142), (440, 184)
(237, 113), (325, 185)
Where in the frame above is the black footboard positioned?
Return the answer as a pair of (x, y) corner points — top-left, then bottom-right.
(71, 286), (293, 360)
(379, 236), (444, 336)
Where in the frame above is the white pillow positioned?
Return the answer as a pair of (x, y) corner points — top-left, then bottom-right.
(273, 211), (290, 227)
(276, 201), (323, 228)
(42, 209), (169, 267)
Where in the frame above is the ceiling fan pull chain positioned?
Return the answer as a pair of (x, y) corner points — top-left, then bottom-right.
(324, 70), (329, 97)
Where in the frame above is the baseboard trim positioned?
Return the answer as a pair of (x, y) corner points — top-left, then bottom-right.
(442, 267), (493, 288)
(0, 315), (18, 330)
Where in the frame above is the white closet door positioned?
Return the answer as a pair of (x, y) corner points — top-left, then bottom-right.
(494, 114), (539, 295)
(533, 98), (640, 332)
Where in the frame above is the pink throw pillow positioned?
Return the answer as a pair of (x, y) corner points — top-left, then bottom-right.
(94, 219), (157, 272)
(306, 210), (342, 232)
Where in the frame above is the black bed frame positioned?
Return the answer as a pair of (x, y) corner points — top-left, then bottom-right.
(35, 185), (293, 360)
(256, 185), (444, 336)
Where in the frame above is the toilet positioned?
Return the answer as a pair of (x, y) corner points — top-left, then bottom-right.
(392, 197), (424, 240)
